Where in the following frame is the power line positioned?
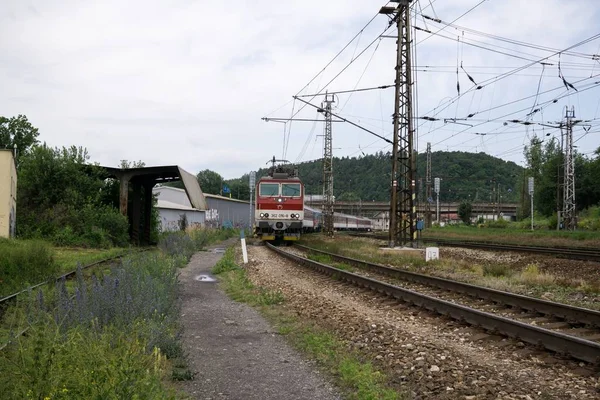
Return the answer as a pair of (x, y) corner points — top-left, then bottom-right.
(296, 84), (393, 98)
(416, 32), (600, 134)
(416, 0), (489, 46)
(420, 15), (600, 60)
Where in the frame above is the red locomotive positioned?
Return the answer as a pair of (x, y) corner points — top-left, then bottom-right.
(254, 158), (304, 242)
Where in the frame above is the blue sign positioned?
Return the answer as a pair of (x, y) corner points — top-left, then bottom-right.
(416, 220), (424, 231)
(222, 185), (231, 194)
(427, 197), (434, 204)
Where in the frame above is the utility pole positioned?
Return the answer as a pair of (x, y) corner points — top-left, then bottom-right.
(562, 106), (576, 230)
(528, 177), (534, 231)
(321, 92), (335, 236)
(425, 142), (432, 228)
(249, 171), (256, 232)
(380, 0), (416, 247)
(435, 177), (440, 224)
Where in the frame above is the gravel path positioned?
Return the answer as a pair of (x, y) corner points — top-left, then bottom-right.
(247, 245), (600, 399)
(175, 239), (341, 400)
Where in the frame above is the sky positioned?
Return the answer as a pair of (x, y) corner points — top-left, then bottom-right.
(1, 0), (600, 179)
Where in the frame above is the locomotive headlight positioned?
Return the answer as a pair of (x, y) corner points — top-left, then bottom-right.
(277, 198), (282, 203)
(260, 213), (264, 218)
(264, 213), (269, 218)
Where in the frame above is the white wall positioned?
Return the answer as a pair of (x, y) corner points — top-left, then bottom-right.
(158, 208), (205, 232)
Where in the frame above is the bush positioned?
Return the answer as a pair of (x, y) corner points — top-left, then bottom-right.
(0, 319), (176, 399)
(0, 248), (184, 398)
(484, 219), (509, 229)
(0, 239), (58, 297)
(483, 263), (512, 277)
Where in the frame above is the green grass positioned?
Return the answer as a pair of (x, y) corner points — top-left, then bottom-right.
(53, 246), (131, 272)
(422, 225), (600, 248)
(0, 239), (58, 297)
(215, 253), (404, 399)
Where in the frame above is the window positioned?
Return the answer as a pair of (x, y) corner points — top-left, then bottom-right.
(282, 183), (301, 197)
(259, 183), (279, 197)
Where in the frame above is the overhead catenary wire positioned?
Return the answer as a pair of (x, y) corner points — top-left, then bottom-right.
(283, 21), (396, 158)
(419, 15), (600, 60)
(416, 32), (600, 135)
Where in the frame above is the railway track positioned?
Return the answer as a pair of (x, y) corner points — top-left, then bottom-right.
(349, 233), (600, 262)
(0, 249), (149, 350)
(266, 242), (600, 364)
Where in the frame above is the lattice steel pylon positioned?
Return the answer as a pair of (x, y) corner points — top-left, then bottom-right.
(383, 0), (416, 247)
(425, 142), (432, 228)
(321, 92), (335, 236)
(562, 106), (576, 230)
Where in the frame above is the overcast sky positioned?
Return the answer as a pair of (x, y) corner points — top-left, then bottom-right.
(2, 0), (599, 179)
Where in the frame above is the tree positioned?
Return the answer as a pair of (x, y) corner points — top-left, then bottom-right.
(458, 201), (473, 225)
(196, 169), (223, 195)
(0, 115), (40, 165)
(17, 144), (129, 246)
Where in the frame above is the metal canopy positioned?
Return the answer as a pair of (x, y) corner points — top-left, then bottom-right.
(101, 165), (207, 210)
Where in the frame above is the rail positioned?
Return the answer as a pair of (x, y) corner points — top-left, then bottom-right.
(266, 243), (600, 363)
(0, 248), (151, 350)
(349, 233), (600, 262)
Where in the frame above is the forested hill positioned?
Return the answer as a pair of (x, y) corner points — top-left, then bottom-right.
(256, 151), (524, 203)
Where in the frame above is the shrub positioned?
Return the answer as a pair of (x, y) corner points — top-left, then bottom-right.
(484, 219), (509, 229)
(158, 231), (196, 262)
(483, 263), (512, 277)
(518, 263), (555, 286)
(0, 319), (176, 400)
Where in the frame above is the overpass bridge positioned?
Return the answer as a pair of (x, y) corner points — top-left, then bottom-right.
(305, 200), (518, 219)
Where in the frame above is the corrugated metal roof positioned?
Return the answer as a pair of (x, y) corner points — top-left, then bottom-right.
(204, 193), (250, 205)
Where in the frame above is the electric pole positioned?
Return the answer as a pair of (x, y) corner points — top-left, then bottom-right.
(321, 92), (335, 236)
(562, 106), (576, 230)
(425, 142), (432, 228)
(380, 0), (416, 247)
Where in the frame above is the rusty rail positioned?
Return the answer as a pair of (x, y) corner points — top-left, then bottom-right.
(267, 243), (600, 364)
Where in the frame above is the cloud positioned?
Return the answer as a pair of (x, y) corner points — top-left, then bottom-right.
(1, 0), (599, 179)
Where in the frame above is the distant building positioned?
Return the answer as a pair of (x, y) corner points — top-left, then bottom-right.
(0, 149), (17, 238)
(153, 186), (205, 232)
(204, 193), (254, 229)
(153, 186), (254, 231)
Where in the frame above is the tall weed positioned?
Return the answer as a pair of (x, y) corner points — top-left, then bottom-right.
(0, 318), (176, 400)
(0, 239), (57, 297)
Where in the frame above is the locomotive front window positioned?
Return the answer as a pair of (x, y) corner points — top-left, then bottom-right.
(282, 183), (301, 197)
(259, 183), (280, 197)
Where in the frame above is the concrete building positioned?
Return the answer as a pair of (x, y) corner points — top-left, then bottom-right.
(153, 186), (205, 232)
(0, 149), (17, 238)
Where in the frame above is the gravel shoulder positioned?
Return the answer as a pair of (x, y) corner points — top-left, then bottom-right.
(247, 245), (600, 399)
(175, 239), (340, 400)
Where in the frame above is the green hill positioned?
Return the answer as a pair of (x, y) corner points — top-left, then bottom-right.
(254, 151), (523, 203)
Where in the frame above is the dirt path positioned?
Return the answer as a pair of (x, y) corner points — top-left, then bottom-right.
(175, 239), (340, 400)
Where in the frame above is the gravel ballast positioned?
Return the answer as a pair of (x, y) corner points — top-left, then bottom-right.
(247, 245), (600, 399)
(175, 240), (341, 400)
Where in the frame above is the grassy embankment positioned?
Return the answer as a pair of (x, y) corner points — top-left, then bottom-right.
(300, 234), (600, 310)
(421, 225), (600, 248)
(212, 246), (404, 400)
(0, 228), (237, 399)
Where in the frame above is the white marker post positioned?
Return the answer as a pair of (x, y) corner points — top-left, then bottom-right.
(425, 247), (439, 262)
(240, 230), (248, 264)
